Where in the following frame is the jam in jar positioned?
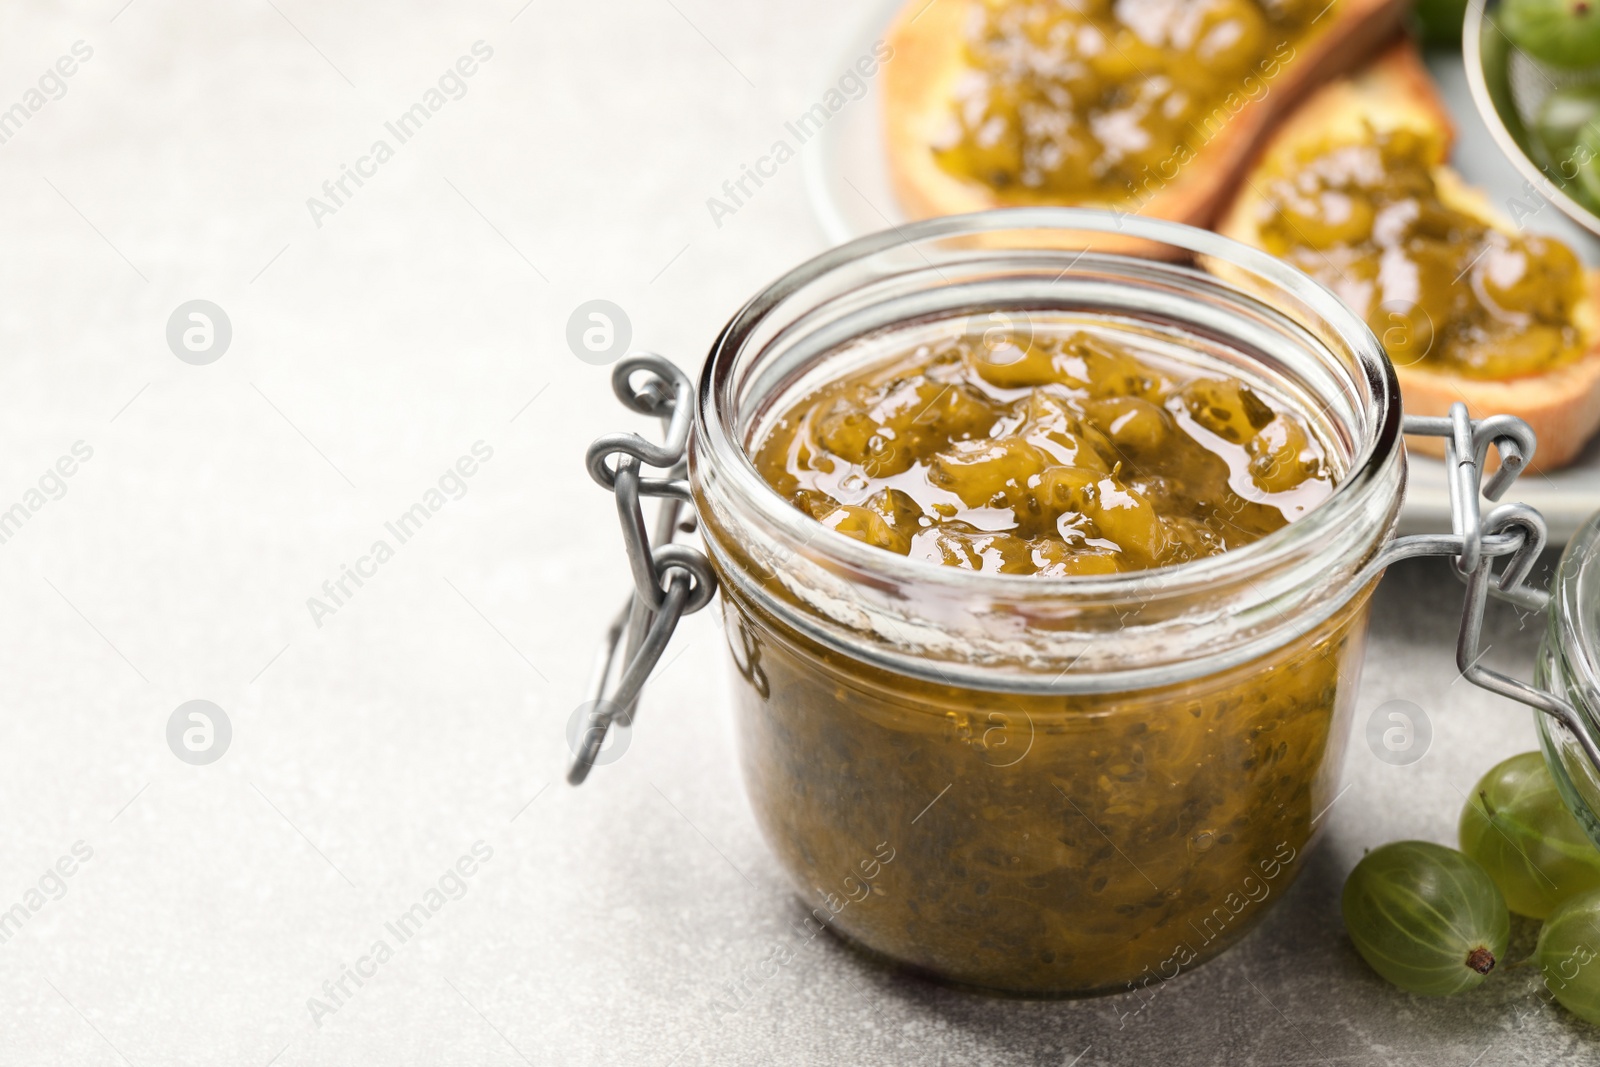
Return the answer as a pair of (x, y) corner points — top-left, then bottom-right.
(690, 211), (1403, 994)
(752, 315), (1335, 574)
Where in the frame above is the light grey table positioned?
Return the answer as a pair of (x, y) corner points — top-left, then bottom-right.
(0, 2), (1593, 1064)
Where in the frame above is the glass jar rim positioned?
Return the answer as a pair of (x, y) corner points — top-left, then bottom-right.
(696, 208), (1402, 607)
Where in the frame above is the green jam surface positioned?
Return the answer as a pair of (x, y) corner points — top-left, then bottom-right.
(1258, 127), (1588, 379)
(934, 0), (1324, 200)
(752, 318), (1334, 575)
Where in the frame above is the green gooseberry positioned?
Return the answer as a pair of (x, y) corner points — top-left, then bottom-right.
(1534, 85), (1600, 169)
(1571, 121), (1600, 211)
(1412, 0), (1470, 45)
(1459, 752), (1600, 919)
(1501, 0), (1600, 70)
(1342, 841), (1510, 996)
(1537, 888), (1600, 1023)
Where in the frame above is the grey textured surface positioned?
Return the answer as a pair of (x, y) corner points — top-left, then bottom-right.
(0, 2), (1595, 1064)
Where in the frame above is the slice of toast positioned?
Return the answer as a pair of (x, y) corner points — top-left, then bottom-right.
(882, 0), (1407, 230)
(1215, 42), (1600, 472)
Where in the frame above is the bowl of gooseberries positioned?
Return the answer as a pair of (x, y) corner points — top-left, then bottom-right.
(1343, 752), (1600, 1019)
(1465, 0), (1600, 235)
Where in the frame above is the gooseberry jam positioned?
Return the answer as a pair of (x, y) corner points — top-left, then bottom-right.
(935, 0), (1327, 199)
(752, 314), (1334, 575)
(1257, 127), (1587, 378)
(690, 210), (1403, 995)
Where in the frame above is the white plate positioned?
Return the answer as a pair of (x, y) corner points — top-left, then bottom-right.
(803, 15), (1600, 541)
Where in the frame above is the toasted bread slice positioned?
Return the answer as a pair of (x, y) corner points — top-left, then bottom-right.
(1215, 42), (1600, 472)
(883, 0), (1407, 233)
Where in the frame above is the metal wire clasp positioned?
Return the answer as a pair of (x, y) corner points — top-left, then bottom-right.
(1381, 404), (1600, 777)
(569, 354), (716, 785)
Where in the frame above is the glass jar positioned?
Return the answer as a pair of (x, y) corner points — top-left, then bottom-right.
(1538, 513), (1600, 848)
(685, 210), (1404, 995)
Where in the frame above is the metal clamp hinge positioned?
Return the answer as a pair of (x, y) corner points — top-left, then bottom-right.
(569, 354), (716, 785)
(1379, 404), (1600, 777)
